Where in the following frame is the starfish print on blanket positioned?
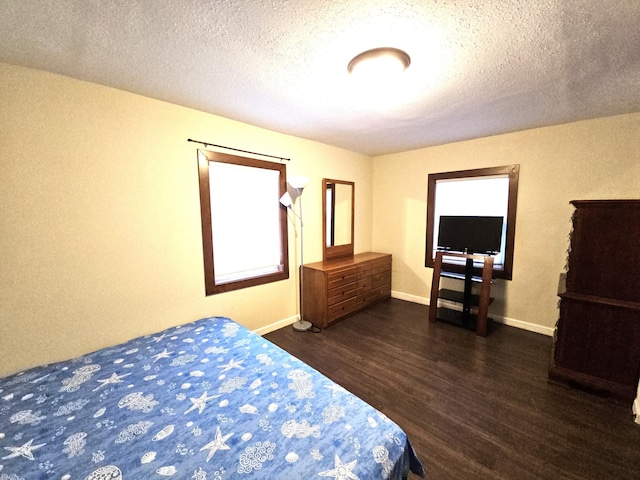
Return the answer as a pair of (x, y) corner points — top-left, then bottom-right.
(217, 359), (245, 372)
(324, 383), (347, 396)
(318, 455), (360, 480)
(151, 348), (173, 362)
(150, 333), (167, 343)
(2, 438), (47, 461)
(200, 426), (233, 462)
(93, 372), (132, 391)
(184, 391), (220, 415)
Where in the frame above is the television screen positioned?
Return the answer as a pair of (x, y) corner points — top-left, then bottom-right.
(437, 216), (503, 254)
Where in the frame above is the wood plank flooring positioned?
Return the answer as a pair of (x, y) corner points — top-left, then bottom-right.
(264, 298), (640, 480)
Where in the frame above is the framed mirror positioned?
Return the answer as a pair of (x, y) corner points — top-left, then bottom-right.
(323, 178), (355, 261)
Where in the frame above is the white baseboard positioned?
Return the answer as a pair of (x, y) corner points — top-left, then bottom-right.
(253, 315), (298, 336)
(255, 294), (555, 338)
(494, 315), (554, 336)
(392, 290), (430, 306)
(391, 290), (554, 337)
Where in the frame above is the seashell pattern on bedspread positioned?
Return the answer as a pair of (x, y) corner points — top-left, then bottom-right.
(0, 316), (424, 479)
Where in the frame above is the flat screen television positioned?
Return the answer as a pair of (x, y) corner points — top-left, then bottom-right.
(437, 215), (503, 255)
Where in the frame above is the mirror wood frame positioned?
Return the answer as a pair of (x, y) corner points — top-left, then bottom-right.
(322, 178), (355, 261)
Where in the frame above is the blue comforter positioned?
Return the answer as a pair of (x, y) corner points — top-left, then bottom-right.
(0, 317), (423, 479)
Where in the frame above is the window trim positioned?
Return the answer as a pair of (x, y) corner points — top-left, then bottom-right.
(425, 165), (519, 280)
(197, 149), (289, 295)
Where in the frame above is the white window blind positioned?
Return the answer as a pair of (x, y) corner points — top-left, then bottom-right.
(433, 175), (509, 268)
(209, 162), (282, 284)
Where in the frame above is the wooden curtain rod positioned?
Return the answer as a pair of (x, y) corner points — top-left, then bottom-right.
(187, 138), (290, 162)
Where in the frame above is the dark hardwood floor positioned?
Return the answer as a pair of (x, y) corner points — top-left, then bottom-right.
(264, 299), (640, 480)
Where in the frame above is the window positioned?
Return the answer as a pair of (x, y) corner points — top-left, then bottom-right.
(425, 165), (519, 280)
(197, 149), (289, 295)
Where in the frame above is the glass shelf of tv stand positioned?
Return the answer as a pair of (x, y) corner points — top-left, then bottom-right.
(436, 286), (495, 334)
(434, 305), (491, 333)
(429, 251), (495, 336)
(437, 288), (495, 307)
(440, 271), (487, 283)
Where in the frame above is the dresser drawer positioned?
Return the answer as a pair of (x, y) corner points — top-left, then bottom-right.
(371, 258), (391, 275)
(328, 298), (357, 322)
(327, 267), (358, 289)
(370, 284), (391, 301)
(328, 283), (358, 305)
(357, 283), (390, 306)
(357, 277), (372, 294)
(355, 291), (377, 308)
(370, 271), (391, 288)
(357, 263), (372, 276)
(302, 253), (392, 329)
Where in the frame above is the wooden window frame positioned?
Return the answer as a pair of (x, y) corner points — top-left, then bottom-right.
(425, 165), (520, 280)
(197, 149), (289, 295)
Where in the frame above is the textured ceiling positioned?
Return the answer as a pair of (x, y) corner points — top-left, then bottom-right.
(1, 0), (639, 156)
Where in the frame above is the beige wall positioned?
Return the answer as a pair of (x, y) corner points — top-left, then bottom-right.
(0, 63), (373, 376)
(372, 113), (640, 334)
(2, 62), (638, 376)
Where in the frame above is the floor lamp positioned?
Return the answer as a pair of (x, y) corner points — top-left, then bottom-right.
(280, 176), (312, 332)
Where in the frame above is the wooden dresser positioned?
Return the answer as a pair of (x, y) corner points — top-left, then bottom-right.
(302, 252), (391, 329)
(549, 200), (640, 404)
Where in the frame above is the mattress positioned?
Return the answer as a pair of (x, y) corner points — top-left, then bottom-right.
(0, 316), (424, 479)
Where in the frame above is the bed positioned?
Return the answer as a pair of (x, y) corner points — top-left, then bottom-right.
(0, 316), (424, 479)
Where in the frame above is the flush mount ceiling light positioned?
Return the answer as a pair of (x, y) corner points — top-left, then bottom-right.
(347, 47), (411, 78)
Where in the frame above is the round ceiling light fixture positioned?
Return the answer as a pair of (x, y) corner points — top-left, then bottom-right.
(347, 47), (411, 77)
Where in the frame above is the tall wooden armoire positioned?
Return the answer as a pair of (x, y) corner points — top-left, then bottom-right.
(549, 200), (640, 404)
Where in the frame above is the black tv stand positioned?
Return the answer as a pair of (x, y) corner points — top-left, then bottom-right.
(428, 251), (494, 336)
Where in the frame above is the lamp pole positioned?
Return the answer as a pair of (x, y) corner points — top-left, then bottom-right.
(280, 179), (312, 331)
(292, 186), (311, 331)
(298, 189), (304, 322)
